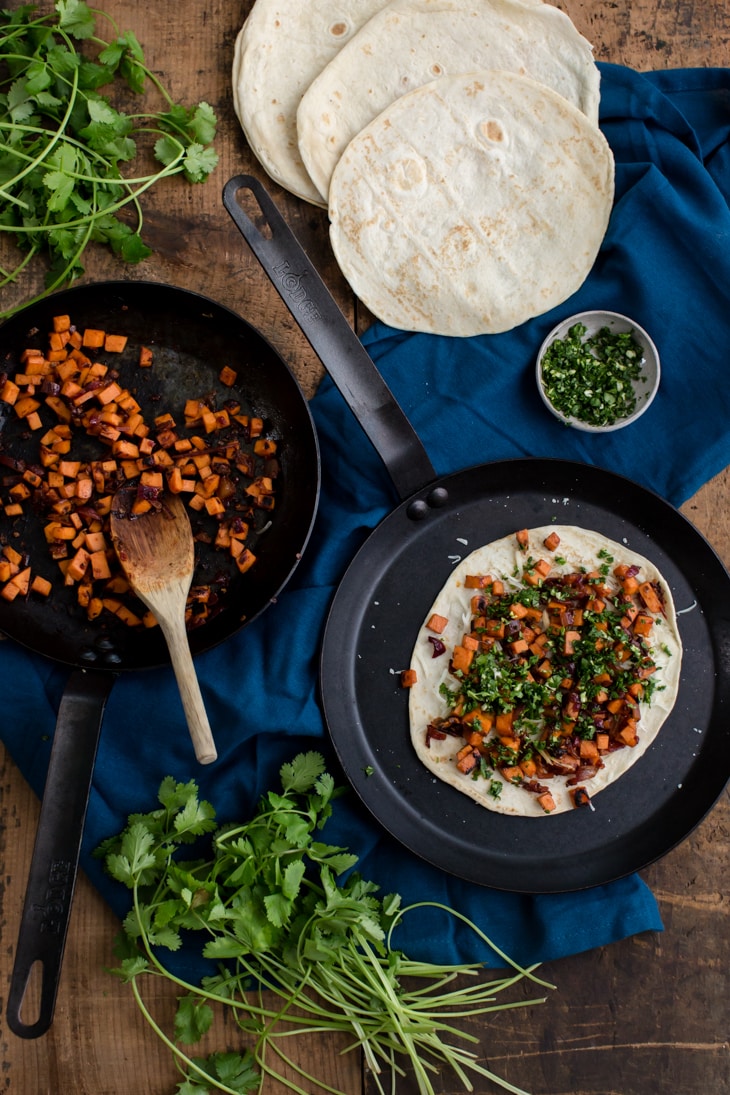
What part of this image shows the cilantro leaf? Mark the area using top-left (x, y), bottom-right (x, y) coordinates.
top-left (263, 891), bottom-right (292, 928)
top-left (279, 751), bottom-right (327, 793)
top-left (25, 60), bottom-right (53, 95)
top-left (182, 142), bottom-right (218, 183)
top-left (104, 821), bottom-right (159, 887)
top-left (118, 33), bottom-right (147, 94)
top-left (202, 936), bottom-right (250, 961)
top-left (158, 775), bottom-right (202, 811)
top-left (188, 101), bottom-right (217, 145)
top-left (106, 955), bottom-right (149, 983)
top-left (282, 858), bottom-right (306, 899)
top-left (153, 134), bottom-right (184, 168)
top-left (77, 58), bottom-right (115, 91)
top-left (109, 226), bottom-right (151, 263)
top-left (125, 903), bottom-right (182, 950)
top-left (174, 995), bottom-right (214, 1044)
top-left (177, 1051), bottom-right (259, 1095)
top-left (56, 0), bottom-right (96, 40)
top-left (43, 169), bottom-right (75, 211)
top-left (173, 793), bottom-right (217, 840)
top-left (99, 31), bottom-right (146, 92)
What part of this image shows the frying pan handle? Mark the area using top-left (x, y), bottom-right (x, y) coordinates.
top-left (6, 669), bottom-right (114, 1039)
top-left (223, 174), bottom-right (437, 503)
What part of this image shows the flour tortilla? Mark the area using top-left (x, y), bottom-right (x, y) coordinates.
top-left (408, 526), bottom-right (683, 817)
top-left (232, 0), bottom-right (388, 205)
top-left (297, 0), bottom-right (600, 202)
top-left (328, 70), bottom-right (614, 336)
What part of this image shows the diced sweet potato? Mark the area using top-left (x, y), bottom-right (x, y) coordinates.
top-left (426, 612), bottom-right (448, 634)
top-left (235, 548), bottom-right (257, 574)
top-left (537, 791), bottom-right (557, 813)
top-left (450, 645), bottom-right (474, 673)
top-left (219, 365), bottom-right (237, 387)
top-left (638, 581), bottom-right (663, 614)
top-left (82, 328), bottom-right (105, 348)
top-left (456, 747), bottom-right (480, 775)
top-left (104, 333), bottom-right (128, 353)
top-left (31, 574), bottom-right (53, 596)
top-left (579, 739), bottom-right (600, 762)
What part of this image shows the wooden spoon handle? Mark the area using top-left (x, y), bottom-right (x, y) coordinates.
top-left (159, 613), bottom-right (217, 765)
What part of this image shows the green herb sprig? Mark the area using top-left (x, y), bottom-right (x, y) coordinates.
top-left (540, 322), bottom-right (647, 427)
top-left (97, 753), bottom-right (553, 1095)
top-left (0, 0), bottom-right (219, 319)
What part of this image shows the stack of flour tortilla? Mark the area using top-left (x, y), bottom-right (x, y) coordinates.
top-left (232, 0), bottom-right (614, 336)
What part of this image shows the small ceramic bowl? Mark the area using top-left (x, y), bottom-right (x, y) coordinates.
top-left (536, 310), bottom-right (660, 433)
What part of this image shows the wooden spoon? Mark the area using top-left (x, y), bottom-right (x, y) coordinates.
top-left (109, 490), bottom-right (217, 764)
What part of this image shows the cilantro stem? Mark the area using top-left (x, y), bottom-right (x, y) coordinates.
top-left (389, 903), bottom-right (555, 991)
top-left (256, 1040), bottom-right (346, 1095)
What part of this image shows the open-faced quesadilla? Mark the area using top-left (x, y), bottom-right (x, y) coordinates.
top-left (408, 526), bottom-right (683, 816)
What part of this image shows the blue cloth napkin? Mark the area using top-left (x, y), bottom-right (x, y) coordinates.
top-left (3, 64), bottom-right (730, 979)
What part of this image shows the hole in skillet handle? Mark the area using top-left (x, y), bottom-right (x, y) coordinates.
top-left (222, 174), bottom-right (442, 510)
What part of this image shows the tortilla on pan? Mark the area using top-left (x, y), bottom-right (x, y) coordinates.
top-left (327, 69), bottom-right (614, 336)
top-left (408, 526), bottom-right (683, 817)
top-left (232, 0), bottom-right (388, 205)
top-left (297, 0), bottom-right (600, 202)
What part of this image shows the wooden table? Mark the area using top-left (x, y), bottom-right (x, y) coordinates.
top-left (1, 2), bottom-right (728, 1092)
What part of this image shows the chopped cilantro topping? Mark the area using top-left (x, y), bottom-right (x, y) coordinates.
top-left (427, 538), bottom-right (671, 808)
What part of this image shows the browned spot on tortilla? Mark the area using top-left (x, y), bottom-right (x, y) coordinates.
top-left (397, 158), bottom-right (426, 190)
top-left (481, 119), bottom-right (505, 142)
top-left (441, 224), bottom-right (474, 256)
top-left (329, 21), bottom-right (347, 37)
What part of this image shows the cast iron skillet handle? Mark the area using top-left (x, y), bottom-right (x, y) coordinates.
top-left (6, 669), bottom-right (114, 1038)
top-left (223, 174), bottom-right (439, 506)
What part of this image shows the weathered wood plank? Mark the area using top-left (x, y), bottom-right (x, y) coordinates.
top-left (1, 1), bottom-right (729, 1093)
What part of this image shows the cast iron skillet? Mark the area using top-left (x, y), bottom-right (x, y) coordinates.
top-left (0, 280), bottom-right (320, 1036)
top-left (224, 174), bottom-right (730, 894)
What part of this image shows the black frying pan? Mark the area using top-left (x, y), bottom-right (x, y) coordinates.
top-left (224, 175), bottom-right (730, 894)
top-left (1, 280), bottom-right (320, 1036)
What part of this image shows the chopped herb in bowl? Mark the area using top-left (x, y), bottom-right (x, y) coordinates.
top-left (536, 311), bottom-right (660, 432)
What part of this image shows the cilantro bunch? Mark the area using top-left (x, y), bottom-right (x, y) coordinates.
top-left (98, 752), bottom-right (553, 1095)
top-left (0, 0), bottom-right (219, 318)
